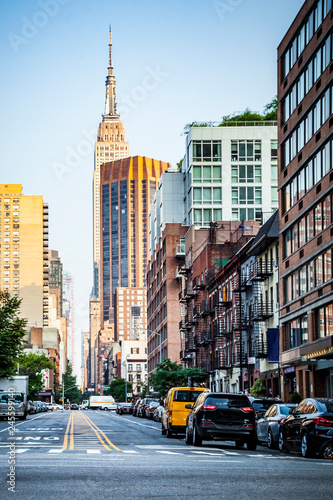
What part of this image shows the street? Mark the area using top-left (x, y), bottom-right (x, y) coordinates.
top-left (0, 410), bottom-right (332, 500)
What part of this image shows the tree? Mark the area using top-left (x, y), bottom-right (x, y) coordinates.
top-left (250, 378), bottom-right (266, 397)
top-left (0, 291), bottom-right (28, 378)
top-left (106, 378), bottom-right (133, 401)
top-left (148, 358), bottom-right (207, 398)
top-left (62, 364), bottom-right (81, 405)
top-left (291, 391), bottom-right (302, 404)
top-left (18, 352), bottom-right (55, 399)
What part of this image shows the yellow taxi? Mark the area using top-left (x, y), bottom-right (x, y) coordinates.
top-left (161, 387), bottom-right (208, 438)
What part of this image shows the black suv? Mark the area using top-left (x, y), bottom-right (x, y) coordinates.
top-left (279, 398), bottom-right (333, 457)
top-left (185, 392), bottom-right (257, 450)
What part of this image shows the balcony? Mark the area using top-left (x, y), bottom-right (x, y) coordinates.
top-left (250, 301), bottom-right (274, 321)
top-left (193, 276), bottom-right (205, 290)
top-left (185, 339), bottom-right (197, 353)
top-left (212, 323), bottom-right (228, 338)
top-left (193, 304), bottom-right (201, 318)
top-left (250, 338), bottom-right (268, 358)
top-left (197, 329), bottom-right (212, 345)
top-left (249, 260), bottom-right (273, 281)
top-left (200, 298), bottom-right (214, 316)
top-left (184, 313), bottom-right (196, 326)
top-left (175, 243), bottom-right (185, 259)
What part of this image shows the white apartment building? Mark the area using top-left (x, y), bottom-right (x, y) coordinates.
top-left (183, 123), bottom-right (278, 226)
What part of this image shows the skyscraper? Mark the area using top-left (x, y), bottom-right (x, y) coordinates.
top-left (93, 29), bottom-right (129, 297)
top-left (0, 184), bottom-right (49, 328)
top-left (100, 156), bottom-right (170, 325)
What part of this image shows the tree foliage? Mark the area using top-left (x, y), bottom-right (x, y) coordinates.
top-left (148, 358), bottom-right (207, 398)
top-left (0, 291), bottom-right (28, 378)
top-left (106, 378), bottom-right (133, 402)
top-left (183, 97), bottom-right (277, 134)
top-left (18, 352), bottom-right (54, 399)
top-left (61, 363), bottom-right (81, 404)
top-left (250, 378), bottom-right (266, 397)
top-left (291, 391), bottom-right (302, 404)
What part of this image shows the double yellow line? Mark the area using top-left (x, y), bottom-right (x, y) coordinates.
top-left (62, 411), bottom-right (121, 451)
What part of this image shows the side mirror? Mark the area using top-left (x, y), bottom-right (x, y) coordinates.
top-left (185, 403), bottom-right (193, 409)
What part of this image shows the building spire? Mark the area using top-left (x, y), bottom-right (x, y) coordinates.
top-left (103, 26), bottom-right (119, 121)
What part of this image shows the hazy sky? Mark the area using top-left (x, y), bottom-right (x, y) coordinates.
top-left (0, 0), bottom-right (304, 350)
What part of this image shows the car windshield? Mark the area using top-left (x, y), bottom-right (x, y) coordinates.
top-left (0, 393), bottom-right (23, 403)
top-left (252, 401), bottom-right (276, 411)
top-left (173, 390), bottom-right (205, 403)
top-left (205, 396), bottom-right (249, 408)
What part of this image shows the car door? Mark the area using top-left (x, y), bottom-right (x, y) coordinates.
top-left (285, 400), bottom-right (307, 449)
top-left (258, 405), bottom-right (275, 443)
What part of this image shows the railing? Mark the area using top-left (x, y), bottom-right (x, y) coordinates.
top-left (250, 301), bottom-right (274, 321)
top-left (249, 260), bottom-right (274, 281)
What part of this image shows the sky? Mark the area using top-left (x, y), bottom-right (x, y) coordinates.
top-left (0, 0), bottom-right (305, 376)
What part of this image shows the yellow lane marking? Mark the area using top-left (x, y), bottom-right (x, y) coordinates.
top-left (62, 412), bottom-right (73, 450)
top-left (62, 411), bottom-right (121, 451)
top-left (83, 413), bottom-right (122, 451)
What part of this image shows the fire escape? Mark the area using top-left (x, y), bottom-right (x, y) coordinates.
top-left (248, 259), bottom-right (274, 359)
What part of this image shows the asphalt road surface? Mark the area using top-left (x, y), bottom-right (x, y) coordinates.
top-left (0, 410), bottom-right (332, 500)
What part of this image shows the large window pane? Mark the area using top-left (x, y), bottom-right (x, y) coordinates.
top-left (213, 187), bottom-right (222, 203)
top-left (193, 188), bottom-right (202, 205)
top-left (213, 165), bottom-right (221, 182)
top-left (203, 188), bottom-right (211, 204)
top-left (203, 166), bottom-right (211, 182)
top-left (193, 166), bottom-right (201, 182)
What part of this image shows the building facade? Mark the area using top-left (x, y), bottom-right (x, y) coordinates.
top-left (183, 124), bottom-right (278, 227)
top-left (93, 29), bottom-right (129, 298)
top-left (0, 184), bottom-right (49, 328)
top-left (278, 0), bottom-right (333, 399)
top-left (100, 156), bottom-right (170, 325)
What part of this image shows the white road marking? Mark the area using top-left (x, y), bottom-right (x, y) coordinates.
top-left (87, 450), bottom-right (101, 454)
top-left (122, 450), bottom-right (139, 453)
top-left (48, 449), bottom-right (63, 453)
top-left (156, 450), bottom-right (182, 455)
top-left (15, 449), bottom-right (29, 453)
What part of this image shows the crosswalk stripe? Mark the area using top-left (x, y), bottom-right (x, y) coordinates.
top-left (48, 449), bottom-right (63, 453)
top-left (156, 450), bottom-right (182, 455)
top-left (15, 449), bottom-right (29, 454)
top-left (87, 450), bottom-right (101, 454)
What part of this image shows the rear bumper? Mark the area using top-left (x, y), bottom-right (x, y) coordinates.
top-left (198, 425), bottom-right (256, 441)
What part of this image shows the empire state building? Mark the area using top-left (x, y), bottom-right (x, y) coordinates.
top-left (93, 29), bottom-right (129, 297)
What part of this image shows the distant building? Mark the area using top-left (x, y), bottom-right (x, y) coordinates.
top-left (100, 155), bottom-right (170, 326)
top-left (114, 287), bottom-right (147, 342)
top-left (63, 272), bottom-right (74, 364)
top-left (93, 29), bottom-right (129, 298)
top-left (0, 183), bottom-right (49, 328)
top-left (278, 0), bottom-right (333, 399)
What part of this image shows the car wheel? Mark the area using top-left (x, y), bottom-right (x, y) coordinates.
top-left (166, 425), bottom-right (173, 439)
top-left (301, 432), bottom-right (314, 458)
top-left (321, 442), bottom-right (333, 460)
top-left (279, 429), bottom-right (289, 454)
top-left (185, 424), bottom-right (193, 445)
top-left (235, 440), bottom-right (245, 449)
top-left (268, 429), bottom-right (276, 449)
top-left (193, 423), bottom-right (202, 447)
top-left (247, 437), bottom-right (257, 451)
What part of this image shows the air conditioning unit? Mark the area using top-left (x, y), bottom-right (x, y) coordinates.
top-left (273, 259), bottom-right (278, 268)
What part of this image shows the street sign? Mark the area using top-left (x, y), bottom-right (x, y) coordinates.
top-left (127, 393), bottom-right (133, 398)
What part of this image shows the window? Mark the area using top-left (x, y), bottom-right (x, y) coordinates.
top-left (231, 140), bottom-right (261, 161)
top-left (316, 303), bottom-right (333, 339)
top-left (193, 141), bottom-right (221, 162)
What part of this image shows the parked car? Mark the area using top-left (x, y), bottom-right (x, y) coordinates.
top-left (257, 403), bottom-right (296, 448)
top-left (162, 387), bottom-right (209, 437)
top-left (46, 403), bottom-right (53, 411)
top-left (27, 401), bottom-right (37, 415)
top-left (70, 403), bottom-right (79, 410)
top-left (138, 398), bottom-right (159, 418)
top-left (250, 398), bottom-right (283, 419)
top-left (117, 402), bottom-right (133, 415)
top-left (132, 399), bottom-right (141, 417)
top-left (279, 398), bottom-right (333, 457)
top-left (153, 404), bottom-right (164, 422)
top-left (185, 392), bottom-right (257, 450)
top-left (145, 401), bottom-right (160, 419)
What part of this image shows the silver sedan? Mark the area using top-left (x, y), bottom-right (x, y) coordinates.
top-left (257, 403), bottom-right (296, 449)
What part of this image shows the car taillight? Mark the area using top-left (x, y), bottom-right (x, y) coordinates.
top-left (241, 407), bottom-right (255, 412)
top-left (202, 422), bottom-right (213, 426)
top-left (314, 417), bottom-right (333, 427)
top-left (277, 418), bottom-right (284, 424)
top-left (168, 410), bottom-right (172, 420)
top-left (202, 405), bottom-right (217, 410)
